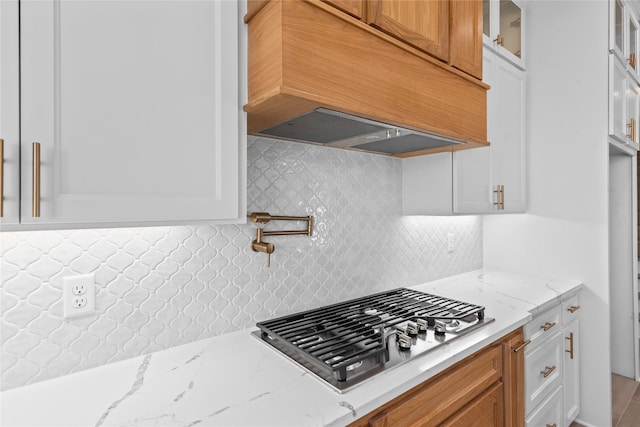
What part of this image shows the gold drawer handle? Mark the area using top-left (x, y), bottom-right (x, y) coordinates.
top-left (32, 142), bottom-right (41, 217)
top-left (541, 321), bottom-right (556, 332)
top-left (511, 339), bottom-right (531, 353)
top-left (546, 424), bottom-right (557, 427)
top-left (565, 332), bottom-right (574, 360)
top-left (567, 305), bottom-right (580, 313)
top-left (541, 365), bottom-right (556, 378)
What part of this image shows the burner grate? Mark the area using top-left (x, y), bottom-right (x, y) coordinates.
top-left (256, 288), bottom-right (486, 383)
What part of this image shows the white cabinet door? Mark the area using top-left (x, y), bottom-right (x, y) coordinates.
top-left (491, 56), bottom-right (526, 212)
top-left (627, 79), bottom-right (640, 149)
top-left (610, 54), bottom-right (629, 144)
top-left (0, 0), bottom-right (20, 226)
top-left (20, 0), bottom-right (242, 226)
top-left (454, 48), bottom-right (525, 214)
top-left (611, 0), bottom-right (626, 61)
top-left (563, 319), bottom-right (580, 427)
top-left (482, 0), bottom-right (525, 69)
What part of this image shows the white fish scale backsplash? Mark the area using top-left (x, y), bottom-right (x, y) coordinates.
top-left (0, 137), bottom-right (482, 391)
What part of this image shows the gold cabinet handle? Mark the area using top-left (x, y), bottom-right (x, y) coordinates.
top-left (493, 35), bottom-right (504, 46)
top-left (567, 305), bottom-right (580, 313)
top-left (511, 339), bottom-right (531, 353)
top-left (565, 332), bottom-right (574, 360)
top-left (0, 138), bottom-right (4, 217)
top-left (629, 53), bottom-right (637, 70)
top-left (32, 142), bottom-right (40, 218)
top-left (628, 118), bottom-right (636, 142)
top-left (540, 365), bottom-right (556, 378)
top-left (546, 424), bottom-right (557, 427)
top-left (541, 321), bottom-right (556, 332)
top-left (493, 185), bottom-right (504, 210)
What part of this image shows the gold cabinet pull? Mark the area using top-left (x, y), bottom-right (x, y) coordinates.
top-left (546, 424), bottom-right (557, 427)
top-left (511, 339), bottom-right (531, 353)
top-left (493, 35), bottom-right (504, 46)
top-left (0, 138), bottom-right (4, 217)
top-left (32, 142), bottom-right (41, 218)
top-left (628, 118), bottom-right (636, 142)
top-left (567, 305), bottom-right (580, 313)
top-left (629, 53), bottom-right (637, 70)
top-left (540, 365), bottom-right (556, 378)
top-left (565, 332), bottom-right (574, 360)
top-left (541, 321), bottom-right (556, 332)
top-left (493, 185), bottom-right (504, 210)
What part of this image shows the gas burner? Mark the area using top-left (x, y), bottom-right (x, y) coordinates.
top-left (254, 288), bottom-right (494, 392)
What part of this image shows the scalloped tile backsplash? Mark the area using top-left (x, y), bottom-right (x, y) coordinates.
top-left (0, 137), bottom-right (482, 391)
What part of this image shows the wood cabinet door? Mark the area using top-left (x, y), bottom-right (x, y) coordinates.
top-left (450, 0), bottom-right (483, 79)
top-left (367, 0), bottom-right (450, 61)
top-left (441, 382), bottom-right (504, 427)
top-left (20, 0), bottom-right (242, 226)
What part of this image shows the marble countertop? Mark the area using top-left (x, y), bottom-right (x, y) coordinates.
top-left (0, 269), bottom-right (582, 427)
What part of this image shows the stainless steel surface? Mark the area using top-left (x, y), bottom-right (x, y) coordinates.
top-left (255, 108), bottom-right (464, 156)
top-left (253, 288), bottom-right (494, 393)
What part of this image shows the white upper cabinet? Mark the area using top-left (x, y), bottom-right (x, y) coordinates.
top-left (483, 0), bottom-right (525, 69)
top-left (609, 0), bottom-right (640, 154)
top-left (0, 0), bottom-right (20, 225)
top-left (454, 48), bottom-right (526, 214)
top-left (3, 0), bottom-right (244, 229)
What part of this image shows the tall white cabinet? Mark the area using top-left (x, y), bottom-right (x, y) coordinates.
top-left (1, 0), bottom-right (245, 229)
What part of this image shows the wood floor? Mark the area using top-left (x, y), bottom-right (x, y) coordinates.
top-left (570, 373), bottom-right (640, 427)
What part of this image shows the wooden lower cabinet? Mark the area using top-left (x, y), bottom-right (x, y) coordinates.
top-left (348, 328), bottom-right (524, 427)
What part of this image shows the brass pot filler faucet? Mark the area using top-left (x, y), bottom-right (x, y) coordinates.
top-left (248, 212), bottom-right (314, 267)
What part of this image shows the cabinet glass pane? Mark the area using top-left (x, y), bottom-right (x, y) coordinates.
top-left (616, 0), bottom-right (624, 53)
top-left (483, 0), bottom-right (490, 37)
top-left (499, 0), bottom-right (521, 58)
top-left (630, 18), bottom-right (638, 69)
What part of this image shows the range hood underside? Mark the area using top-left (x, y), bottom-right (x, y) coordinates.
top-left (245, 0), bottom-right (489, 158)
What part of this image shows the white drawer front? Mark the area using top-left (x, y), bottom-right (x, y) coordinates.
top-left (525, 385), bottom-right (563, 427)
top-left (525, 332), bottom-right (563, 414)
top-left (561, 294), bottom-right (581, 325)
top-left (525, 304), bottom-right (562, 350)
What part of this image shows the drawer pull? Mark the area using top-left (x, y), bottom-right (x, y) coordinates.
top-left (540, 365), bottom-right (556, 378)
top-left (567, 305), bottom-right (580, 313)
top-left (546, 424), bottom-right (557, 427)
top-left (541, 321), bottom-right (557, 332)
top-left (511, 339), bottom-right (531, 353)
top-left (32, 142), bottom-right (41, 218)
top-left (565, 332), bottom-right (574, 360)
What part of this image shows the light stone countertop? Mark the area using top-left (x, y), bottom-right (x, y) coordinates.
top-left (0, 269), bottom-right (582, 427)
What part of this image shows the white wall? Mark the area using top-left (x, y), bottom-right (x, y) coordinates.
top-left (483, 1), bottom-right (611, 426)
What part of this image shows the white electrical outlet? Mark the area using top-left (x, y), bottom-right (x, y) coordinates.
top-left (447, 233), bottom-right (456, 253)
top-left (63, 274), bottom-right (96, 318)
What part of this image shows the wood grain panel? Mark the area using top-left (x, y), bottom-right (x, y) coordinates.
top-left (450, 0), bottom-right (483, 79)
top-left (245, 0), bottom-right (488, 156)
top-left (503, 328), bottom-right (525, 427)
top-left (322, 0), bottom-right (364, 19)
top-left (367, 0), bottom-right (450, 61)
top-left (441, 382), bottom-right (504, 427)
top-left (364, 345), bottom-right (502, 426)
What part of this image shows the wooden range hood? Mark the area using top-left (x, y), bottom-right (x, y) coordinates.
top-left (244, 0), bottom-right (489, 158)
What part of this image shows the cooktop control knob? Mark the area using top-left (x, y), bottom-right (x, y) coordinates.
top-left (416, 318), bottom-right (428, 333)
top-left (397, 332), bottom-right (412, 351)
top-left (406, 321), bottom-right (419, 336)
top-left (434, 320), bottom-right (446, 336)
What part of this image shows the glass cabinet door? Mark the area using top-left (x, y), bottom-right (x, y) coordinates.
top-left (611, 0), bottom-right (625, 59)
top-left (629, 12), bottom-right (639, 76)
top-left (499, 0), bottom-right (522, 59)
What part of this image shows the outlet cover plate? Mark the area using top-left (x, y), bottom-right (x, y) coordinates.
top-left (63, 274), bottom-right (96, 318)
